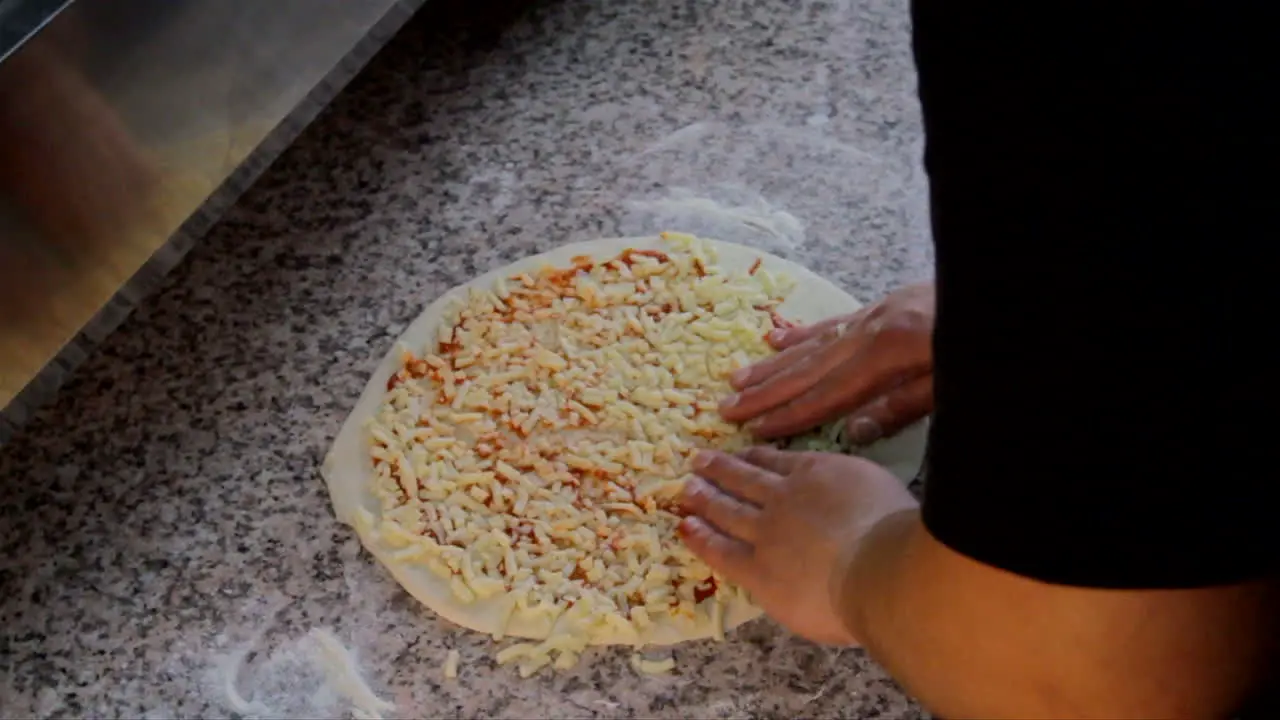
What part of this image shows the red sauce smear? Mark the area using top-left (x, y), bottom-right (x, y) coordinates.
top-left (618, 248), bottom-right (670, 266)
top-left (545, 255), bottom-right (597, 287)
top-left (694, 577), bottom-right (719, 604)
top-left (434, 316), bottom-right (471, 357)
top-left (756, 305), bottom-right (796, 330)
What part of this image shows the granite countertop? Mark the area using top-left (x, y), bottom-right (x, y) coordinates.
top-left (0, 0), bottom-right (933, 716)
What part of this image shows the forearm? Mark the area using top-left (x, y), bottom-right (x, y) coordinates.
top-left (840, 510), bottom-right (1276, 719)
top-left (841, 510), bottom-right (1080, 719)
top-left (841, 509), bottom-right (1001, 716)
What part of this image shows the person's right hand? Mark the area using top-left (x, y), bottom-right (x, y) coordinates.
top-left (679, 447), bottom-right (919, 646)
top-left (720, 282), bottom-right (935, 443)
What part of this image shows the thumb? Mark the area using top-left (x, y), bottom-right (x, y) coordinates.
top-left (843, 374), bottom-right (934, 446)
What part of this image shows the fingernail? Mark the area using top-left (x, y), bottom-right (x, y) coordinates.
top-left (677, 516), bottom-right (700, 539)
top-left (729, 368), bottom-right (750, 387)
top-left (848, 417), bottom-right (883, 446)
top-left (769, 329), bottom-right (787, 345)
top-left (691, 451), bottom-right (713, 471)
top-left (745, 417), bottom-right (764, 434)
top-left (720, 393), bottom-right (741, 410)
top-left (681, 476), bottom-right (704, 498)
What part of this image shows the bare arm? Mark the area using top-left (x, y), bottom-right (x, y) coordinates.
top-left (844, 511), bottom-right (1276, 719)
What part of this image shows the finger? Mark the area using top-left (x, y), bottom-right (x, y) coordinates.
top-left (691, 450), bottom-right (779, 505)
top-left (737, 445), bottom-right (808, 475)
top-left (720, 334), bottom-right (856, 423)
top-left (768, 307), bottom-right (869, 350)
top-left (679, 476), bottom-right (762, 542)
top-left (844, 374), bottom-right (934, 446)
top-left (677, 516), bottom-right (754, 586)
top-left (746, 367), bottom-right (912, 440)
top-left (727, 336), bottom-right (818, 392)
top-left (766, 314), bottom-right (842, 349)
top-left (731, 309), bottom-right (869, 392)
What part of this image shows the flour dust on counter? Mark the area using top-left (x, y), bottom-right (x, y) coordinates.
top-left (322, 232), bottom-right (927, 681)
top-left (623, 183), bottom-right (806, 256)
top-left (205, 620), bottom-right (395, 719)
top-left (612, 119), bottom-right (933, 300)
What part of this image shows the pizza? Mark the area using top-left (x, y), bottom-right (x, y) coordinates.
top-left (322, 233), bottom-right (924, 677)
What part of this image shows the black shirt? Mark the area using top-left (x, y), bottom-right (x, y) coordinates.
top-left (913, 4), bottom-right (1274, 589)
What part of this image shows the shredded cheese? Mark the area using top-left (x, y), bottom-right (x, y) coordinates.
top-left (630, 652), bottom-right (677, 675)
top-left (366, 234), bottom-right (800, 673)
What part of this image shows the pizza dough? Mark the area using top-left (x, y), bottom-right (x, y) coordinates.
top-left (321, 234), bottom-right (927, 654)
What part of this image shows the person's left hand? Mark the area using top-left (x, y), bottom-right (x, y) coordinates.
top-left (719, 283), bottom-right (935, 443)
top-left (678, 447), bottom-right (918, 646)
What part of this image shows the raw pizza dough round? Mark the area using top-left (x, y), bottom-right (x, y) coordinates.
top-left (322, 235), bottom-right (928, 646)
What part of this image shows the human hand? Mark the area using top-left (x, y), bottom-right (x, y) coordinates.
top-left (719, 283), bottom-right (935, 443)
top-left (678, 447), bottom-right (918, 646)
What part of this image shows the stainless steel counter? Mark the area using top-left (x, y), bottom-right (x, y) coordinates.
top-left (0, 0), bottom-right (426, 439)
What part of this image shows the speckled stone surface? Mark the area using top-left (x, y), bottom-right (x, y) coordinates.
top-left (0, 0), bottom-right (933, 717)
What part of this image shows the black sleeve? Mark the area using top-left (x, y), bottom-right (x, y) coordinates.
top-left (913, 3), bottom-right (1275, 588)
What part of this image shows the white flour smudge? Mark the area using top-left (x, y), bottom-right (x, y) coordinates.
top-left (624, 186), bottom-right (806, 250)
top-left (208, 626), bottom-right (394, 720)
